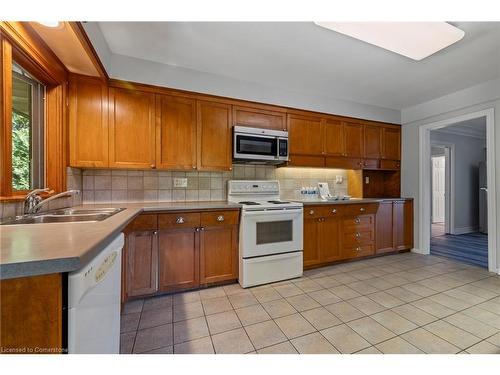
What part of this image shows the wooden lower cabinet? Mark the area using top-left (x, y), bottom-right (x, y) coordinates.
top-left (122, 210), bottom-right (239, 301)
top-left (375, 199), bottom-right (414, 254)
top-left (319, 216), bottom-right (343, 262)
top-left (158, 228), bottom-right (200, 292)
top-left (303, 216), bottom-right (321, 267)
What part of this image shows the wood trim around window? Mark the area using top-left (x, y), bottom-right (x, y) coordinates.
top-left (0, 35), bottom-right (13, 197)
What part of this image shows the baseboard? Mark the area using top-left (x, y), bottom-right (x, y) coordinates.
top-left (411, 248), bottom-right (427, 255)
top-left (453, 226), bottom-right (479, 235)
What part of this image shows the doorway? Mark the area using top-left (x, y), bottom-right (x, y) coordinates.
top-left (418, 109), bottom-right (496, 272)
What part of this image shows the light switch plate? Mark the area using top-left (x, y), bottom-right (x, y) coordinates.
top-left (173, 178), bottom-right (188, 188)
top-left (365, 177), bottom-right (370, 184)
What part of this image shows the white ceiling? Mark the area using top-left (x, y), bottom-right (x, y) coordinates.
top-left (93, 22), bottom-right (500, 110)
top-left (434, 116), bottom-right (487, 139)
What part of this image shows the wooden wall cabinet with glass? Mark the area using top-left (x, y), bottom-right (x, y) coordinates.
top-left (122, 210), bottom-right (239, 302)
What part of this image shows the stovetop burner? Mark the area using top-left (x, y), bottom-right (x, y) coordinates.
top-left (238, 201), bottom-right (261, 205)
top-left (268, 200), bottom-right (290, 204)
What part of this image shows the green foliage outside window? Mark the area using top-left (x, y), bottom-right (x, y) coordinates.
top-left (12, 111), bottom-right (31, 191)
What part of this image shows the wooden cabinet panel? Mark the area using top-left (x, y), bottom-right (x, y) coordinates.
top-left (109, 87), bottom-right (156, 169)
top-left (376, 201), bottom-right (394, 254)
top-left (394, 200), bottom-right (413, 250)
top-left (69, 75), bottom-right (108, 168)
top-left (323, 118), bottom-right (344, 156)
top-left (0, 274), bottom-right (62, 353)
top-left (303, 217), bottom-right (321, 267)
top-left (158, 229), bottom-right (200, 292)
top-left (289, 155), bottom-right (325, 167)
top-left (344, 122), bottom-right (364, 158)
top-left (362, 158), bottom-right (380, 169)
top-left (363, 125), bottom-right (382, 159)
top-left (288, 114), bottom-right (323, 155)
top-left (200, 226), bottom-right (238, 284)
top-left (126, 230), bottom-right (158, 297)
top-left (380, 159), bottom-right (401, 170)
top-left (156, 95), bottom-right (197, 170)
top-left (200, 210), bottom-right (239, 227)
top-left (197, 100), bottom-right (232, 171)
top-left (126, 214), bottom-right (158, 232)
top-left (158, 212), bottom-right (201, 230)
top-left (382, 127), bottom-right (401, 160)
top-left (326, 156), bottom-right (362, 169)
top-left (319, 216), bottom-right (343, 262)
top-left (233, 105), bottom-right (286, 131)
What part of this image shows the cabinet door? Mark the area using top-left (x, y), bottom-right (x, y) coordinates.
top-left (109, 87), bottom-right (156, 169)
top-left (156, 95), bottom-right (197, 170)
top-left (393, 200), bottom-right (413, 250)
top-left (197, 100), bottom-right (232, 171)
top-left (344, 121), bottom-right (364, 158)
top-left (200, 226), bottom-right (238, 284)
top-left (323, 118), bottom-right (344, 156)
top-left (288, 114), bottom-right (323, 156)
top-left (364, 124), bottom-right (382, 159)
top-left (303, 217), bottom-right (321, 267)
top-left (126, 231), bottom-right (158, 297)
top-left (158, 229), bottom-right (200, 292)
top-left (233, 105), bottom-right (286, 131)
top-left (376, 201), bottom-right (394, 254)
top-left (319, 217), bottom-right (343, 262)
top-left (382, 127), bottom-right (401, 160)
top-left (69, 75), bottom-right (108, 168)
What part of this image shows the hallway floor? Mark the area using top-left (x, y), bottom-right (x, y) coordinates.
top-left (430, 232), bottom-right (488, 268)
top-left (120, 252), bottom-right (500, 354)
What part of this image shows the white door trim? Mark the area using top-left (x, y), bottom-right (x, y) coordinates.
top-left (418, 108), bottom-right (497, 273)
top-left (430, 143), bottom-right (455, 234)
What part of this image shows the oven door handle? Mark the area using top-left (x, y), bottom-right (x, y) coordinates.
top-left (242, 208), bottom-right (303, 216)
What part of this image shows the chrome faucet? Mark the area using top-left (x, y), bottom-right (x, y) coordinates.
top-left (24, 189), bottom-right (80, 215)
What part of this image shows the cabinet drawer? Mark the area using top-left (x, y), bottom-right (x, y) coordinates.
top-left (325, 156), bottom-right (363, 169)
top-left (128, 214), bottom-right (158, 231)
top-left (158, 212), bottom-right (201, 229)
top-left (201, 210), bottom-right (240, 227)
top-left (288, 155), bottom-right (325, 168)
top-left (304, 206), bottom-right (325, 219)
top-left (342, 204), bottom-right (378, 216)
top-left (342, 215), bottom-right (374, 230)
top-left (344, 244), bottom-right (375, 258)
top-left (343, 229), bottom-right (375, 246)
top-left (380, 159), bottom-right (401, 170)
top-left (362, 159), bottom-right (379, 169)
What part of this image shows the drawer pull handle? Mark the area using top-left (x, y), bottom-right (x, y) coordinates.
top-left (355, 217), bottom-right (361, 224)
top-left (360, 207), bottom-right (365, 212)
top-left (355, 232), bottom-right (361, 238)
top-left (356, 247), bottom-right (361, 252)
top-left (309, 210), bottom-right (315, 215)
top-left (176, 217), bottom-right (185, 224)
top-left (332, 208), bottom-right (337, 214)
top-left (217, 215), bottom-right (225, 222)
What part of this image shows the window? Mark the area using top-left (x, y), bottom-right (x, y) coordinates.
top-left (11, 63), bottom-right (45, 191)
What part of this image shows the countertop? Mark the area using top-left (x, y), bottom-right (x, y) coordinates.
top-left (0, 201), bottom-right (241, 280)
top-left (294, 197), bottom-right (413, 205)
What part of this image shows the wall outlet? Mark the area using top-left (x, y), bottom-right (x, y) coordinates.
top-left (365, 176), bottom-right (370, 184)
top-left (173, 178), bottom-right (188, 188)
top-left (335, 175), bottom-right (343, 184)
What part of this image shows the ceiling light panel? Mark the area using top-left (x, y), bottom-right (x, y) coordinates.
top-left (314, 22), bottom-right (465, 60)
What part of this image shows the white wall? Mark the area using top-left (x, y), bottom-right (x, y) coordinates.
top-left (83, 23), bottom-right (401, 124)
top-left (431, 132), bottom-right (486, 232)
top-left (401, 78), bottom-right (500, 272)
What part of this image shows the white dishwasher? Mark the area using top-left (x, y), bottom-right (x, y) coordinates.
top-left (68, 233), bottom-right (124, 354)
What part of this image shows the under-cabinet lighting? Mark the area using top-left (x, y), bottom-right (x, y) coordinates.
top-left (37, 21), bottom-right (62, 28)
top-left (314, 22), bottom-right (465, 61)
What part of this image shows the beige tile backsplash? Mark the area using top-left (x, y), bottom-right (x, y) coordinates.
top-left (0, 164), bottom-right (349, 219)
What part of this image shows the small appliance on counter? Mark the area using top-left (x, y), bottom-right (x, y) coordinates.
top-left (317, 182), bottom-right (351, 201)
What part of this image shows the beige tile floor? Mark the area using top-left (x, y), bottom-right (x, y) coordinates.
top-left (120, 252), bottom-right (500, 354)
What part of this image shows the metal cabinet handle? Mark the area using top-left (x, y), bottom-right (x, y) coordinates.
top-left (356, 247), bottom-right (361, 252)
top-left (217, 215), bottom-right (225, 222)
top-left (355, 217), bottom-right (361, 224)
top-left (332, 208), bottom-right (337, 214)
top-left (355, 232), bottom-right (361, 238)
top-left (360, 207), bottom-right (365, 212)
top-left (200, 227), bottom-right (205, 231)
top-left (176, 217), bottom-right (185, 224)
top-left (309, 210), bottom-right (315, 215)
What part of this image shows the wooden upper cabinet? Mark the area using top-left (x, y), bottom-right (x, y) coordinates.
top-left (382, 126), bottom-right (401, 160)
top-left (233, 105), bottom-right (286, 131)
top-left (156, 95), bottom-right (197, 170)
top-left (108, 87), bottom-right (156, 169)
top-left (69, 75), bottom-right (109, 168)
top-left (288, 114), bottom-right (323, 156)
top-left (197, 100), bottom-right (232, 171)
top-left (363, 124), bottom-right (382, 159)
top-left (323, 118), bottom-right (345, 156)
top-left (343, 121), bottom-right (364, 158)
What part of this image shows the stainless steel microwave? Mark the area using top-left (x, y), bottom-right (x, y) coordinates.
top-left (233, 126), bottom-right (289, 164)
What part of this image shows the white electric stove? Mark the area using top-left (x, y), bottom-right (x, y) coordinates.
top-left (228, 180), bottom-right (303, 288)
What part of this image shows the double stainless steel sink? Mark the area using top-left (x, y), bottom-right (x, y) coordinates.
top-left (1, 207), bottom-right (125, 225)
